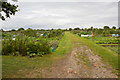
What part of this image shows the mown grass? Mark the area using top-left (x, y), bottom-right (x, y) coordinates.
top-left (2, 32), bottom-right (73, 78)
top-left (53, 31), bottom-right (72, 57)
top-left (105, 46), bottom-right (118, 53)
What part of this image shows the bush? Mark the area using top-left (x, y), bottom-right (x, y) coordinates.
top-left (2, 36), bottom-right (51, 56)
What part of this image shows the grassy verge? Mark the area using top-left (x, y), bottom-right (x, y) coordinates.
top-left (2, 32), bottom-right (73, 78)
top-left (105, 47), bottom-right (118, 53)
top-left (53, 32), bottom-right (72, 57)
top-left (2, 55), bottom-right (54, 78)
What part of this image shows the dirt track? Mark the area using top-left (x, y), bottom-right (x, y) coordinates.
top-left (43, 43), bottom-right (117, 78)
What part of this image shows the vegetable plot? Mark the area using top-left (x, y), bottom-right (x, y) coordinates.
top-left (87, 37), bottom-right (119, 44)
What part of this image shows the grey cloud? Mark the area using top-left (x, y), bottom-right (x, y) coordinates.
top-left (1, 2), bottom-right (118, 30)
top-left (18, 0), bottom-right (119, 2)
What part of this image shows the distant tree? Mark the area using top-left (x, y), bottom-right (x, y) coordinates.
top-left (36, 29), bottom-right (40, 31)
top-left (90, 26), bottom-right (93, 30)
top-left (11, 29), bottom-right (16, 31)
top-left (41, 29), bottom-right (45, 31)
top-left (24, 29), bottom-right (37, 37)
top-left (27, 28), bottom-right (31, 30)
top-left (65, 29), bottom-right (67, 31)
top-left (118, 27), bottom-right (120, 29)
top-left (0, 0), bottom-right (19, 21)
top-left (101, 31), bottom-right (106, 37)
top-left (92, 28), bottom-right (97, 33)
top-left (69, 28), bottom-right (72, 31)
top-left (74, 27), bottom-right (80, 30)
top-left (51, 28), bottom-right (54, 30)
top-left (109, 29), bottom-right (116, 34)
top-left (18, 28), bottom-right (24, 31)
top-left (58, 29), bottom-right (62, 30)
top-left (104, 26), bottom-right (109, 29)
top-left (1, 29), bottom-right (4, 32)
top-left (87, 28), bottom-right (92, 31)
top-left (112, 26), bottom-right (116, 29)
top-left (84, 28), bottom-right (87, 31)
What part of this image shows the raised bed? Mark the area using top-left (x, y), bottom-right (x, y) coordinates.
top-left (98, 44), bottom-right (119, 47)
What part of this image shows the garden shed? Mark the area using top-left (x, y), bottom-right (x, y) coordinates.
top-left (81, 34), bottom-right (92, 37)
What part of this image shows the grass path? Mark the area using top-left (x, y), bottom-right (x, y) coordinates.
top-left (2, 32), bottom-right (118, 78)
top-left (42, 32), bottom-right (118, 78)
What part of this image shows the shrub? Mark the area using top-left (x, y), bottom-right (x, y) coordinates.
top-left (48, 30), bottom-right (63, 38)
top-left (2, 36), bottom-right (51, 56)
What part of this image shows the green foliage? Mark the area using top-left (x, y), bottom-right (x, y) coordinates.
top-left (48, 30), bottom-right (63, 38)
top-left (11, 29), bottom-right (16, 31)
top-left (80, 31), bottom-right (91, 35)
top-left (74, 27), bottom-right (80, 30)
top-left (22, 29), bottom-right (37, 37)
top-left (71, 30), bottom-right (81, 34)
top-left (89, 37), bottom-right (119, 44)
top-left (2, 29), bottom-right (64, 57)
top-left (18, 28), bottom-right (24, 31)
top-left (2, 36), bottom-right (51, 56)
top-left (104, 26), bottom-right (110, 29)
top-left (106, 46), bottom-right (118, 53)
top-left (112, 26), bottom-right (116, 29)
top-left (71, 26), bottom-right (119, 37)
top-left (69, 28), bottom-right (72, 31)
top-left (72, 31), bottom-right (91, 35)
top-left (1, 1), bottom-right (18, 20)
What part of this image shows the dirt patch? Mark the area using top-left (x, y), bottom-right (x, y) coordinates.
top-left (45, 45), bottom-right (117, 78)
top-left (26, 43), bottom-right (118, 78)
top-left (74, 46), bottom-right (117, 78)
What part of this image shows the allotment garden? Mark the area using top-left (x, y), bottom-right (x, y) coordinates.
top-left (2, 29), bottom-right (64, 57)
top-left (71, 26), bottom-right (119, 53)
top-left (1, 26), bottom-right (119, 78)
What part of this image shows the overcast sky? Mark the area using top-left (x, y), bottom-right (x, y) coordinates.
top-left (1, 0), bottom-right (119, 30)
